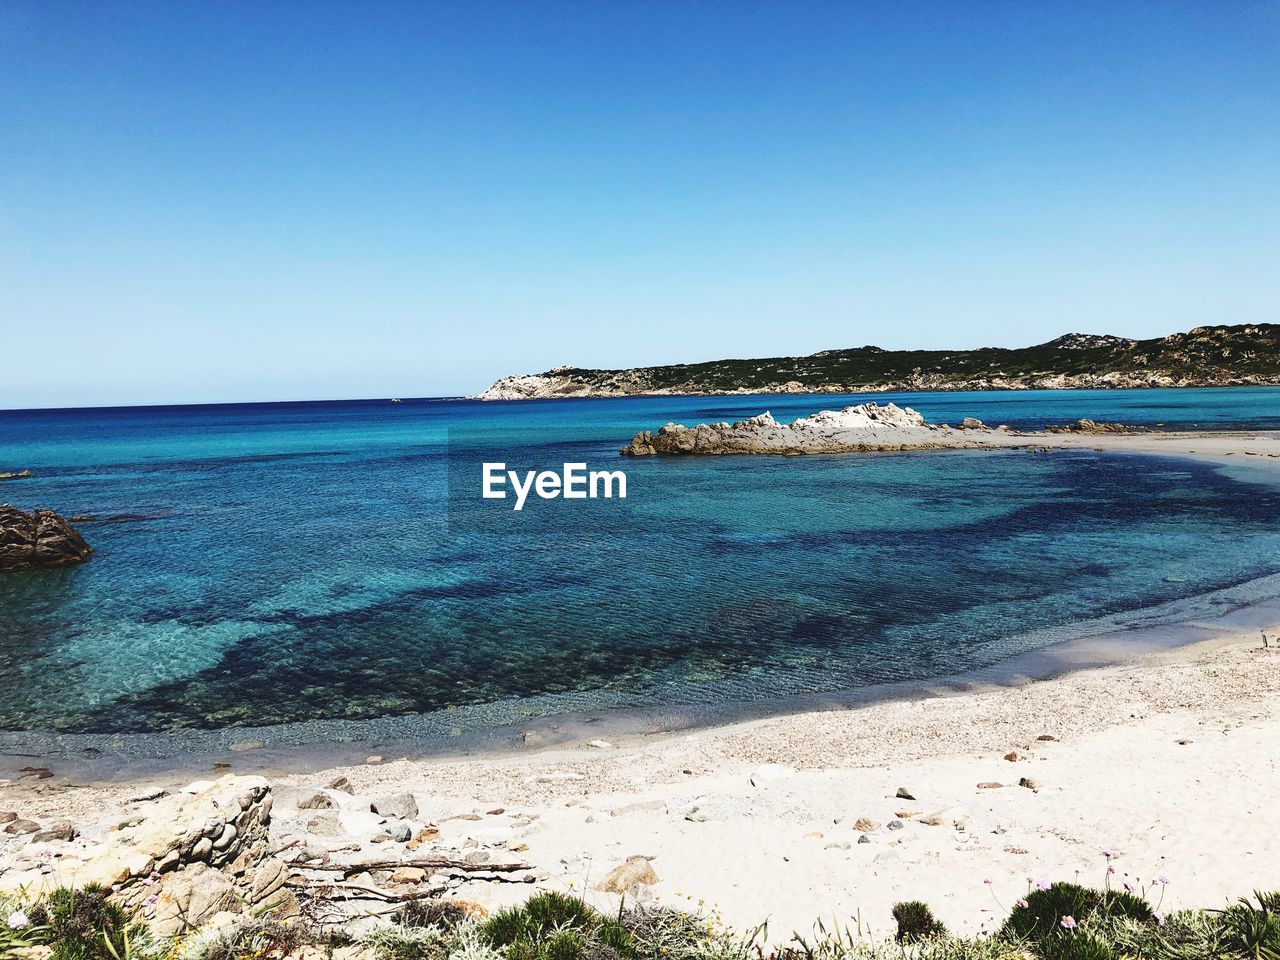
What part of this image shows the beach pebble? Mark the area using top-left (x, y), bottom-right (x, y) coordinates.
top-left (1004, 751), bottom-right (1019, 761)
top-left (389, 822), bottom-right (412, 843)
top-left (978, 782), bottom-right (1004, 789)
top-left (1018, 777), bottom-right (1039, 790)
top-left (588, 739), bottom-right (615, 749)
top-left (750, 764), bottom-right (795, 786)
top-left (895, 787), bottom-right (916, 800)
top-left (853, 817), bottom-right (879, 833)
top-left (857, 835), bottom-right (872, 844)
top-left (0, 812), bottom-right (16, 824)
top-left (31, 821), bottom-right (75, 843)
top-left (598, 855), bottom-right (658, 894)
top-left (4, 820), bottom-right (40, 835)
top-left (365, 755), bottom-right (383, 765)
top-left (327, 776), bottom-right (355, 794)
top-left (370, 793), bottom-right (418, 820)
top-left (1036, 734), bottom-right (1058, 742)
top-left (389, 867), bottom-right (425, 884)
top-left (887, 820), bottom-right (905, 831)
top-left (297, 790), bottom-right (336, 810)
top-left (684, 807), bottom-right (710, 822)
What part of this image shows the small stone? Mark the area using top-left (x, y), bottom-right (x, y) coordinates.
top-left (487, 807), bottom-right (506, 815)
top-left (389, 822), bottom-right (412, 843)
top-left (1018, 777), bottom-right (1038, 790)
top-left (0, 812), bottom-right (16, 824)
top-left (1036, 734), bottom-right (1057, 742)
top-left (191, 837), bottom-right (213, 859)
top-left (212, 823), bottom-right (237, 850)
top-left (978, 782), bottom-right (1004, 789)
top-left (750, 764), bottom-right (795, 786)
top-left (1004, 751), bottom-right (1019, 762)
top-left (588, 739), bottom-right (615, 749)
top-left (598, 855), bottom-right (658, 894)
top-left (826, 841), bottom-right (851, 850)
top-left (297, 791), bottom-right (335, 811)
top-left (18, 767), bottom-right (53, 780)
top-left (895, 787), bottom-right (916, 800)
top-left (684, 807), bottom-right (710, 823)
top-left (371, 793), bottom-right (418, 820)
top-left (30, 821), bottom-right (74, 843)
top-left (853, 817), bottom-right (879, 833)
top-left (1177, 739), bottom-right (1193, 746)
top-left (212, 761), bottom-right (232, 772)
top-left (389, 866), bottom-right (426, 884)
top-left (405, 826), bottom-right (440, 850)
top-left (327, 776), bottom-right (355, 794)
top-left (229, 741), bottom-right (265, 752)
top-left (365, 755), bottom-right (384, 765)
top-left (886, 820), bottom-right (905, 831)
top-left (895, 811), bottom-right (917, 819)
top-left (369, 832), bottom-right (391, 844)
top-left (4, 819), bottom-right (39, 835)
top-left (856, 835), bottom-right (871, 845)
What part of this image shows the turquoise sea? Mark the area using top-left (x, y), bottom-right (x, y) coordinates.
top-left (2, 387), bottom-right (1280, 757)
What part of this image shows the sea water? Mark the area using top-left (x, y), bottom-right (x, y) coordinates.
top-left (1, 387), bottom-right (1279, 747)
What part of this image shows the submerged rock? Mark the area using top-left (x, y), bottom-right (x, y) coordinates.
top-left (0, 504), bottom-right (93, 572)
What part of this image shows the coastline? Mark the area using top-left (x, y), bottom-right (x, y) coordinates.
top-left (3, 430), bottom-right (1280, 782)
top-left (4, 431), bottom-right (1280, 938)
top-left (5, 608), bottom-right (1280, 937)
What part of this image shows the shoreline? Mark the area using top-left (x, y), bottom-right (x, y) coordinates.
top-left (3, 432), bottom-right (1280, 784)
top-left (5, 615), bottom-right (1279, 937)
top-left (4, 562), bottom-right (1280, 785)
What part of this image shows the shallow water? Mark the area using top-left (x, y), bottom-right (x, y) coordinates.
top-left (1, 386), bottom-right (1279, 739)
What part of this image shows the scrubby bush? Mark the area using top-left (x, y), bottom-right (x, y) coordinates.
top-left (891, 902), bottom-right (947, 943)
top-left (27, 884), bottom-right (149, 960)
top-left (1218, 892), bottom-right (1280, 958)
top-left (1001, 883), bottom-right (1102, 946)
top-left (481, 892), bottom-right (634, 960)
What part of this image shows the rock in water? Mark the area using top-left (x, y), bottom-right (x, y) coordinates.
top-left (0, 504), bottom-right (93, 572)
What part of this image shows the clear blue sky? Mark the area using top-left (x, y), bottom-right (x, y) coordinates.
top-left (2, 2), bottom-right (1277, 407)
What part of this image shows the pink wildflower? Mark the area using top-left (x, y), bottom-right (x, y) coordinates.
top-left (1061, 916), bottom-right (1077, 930)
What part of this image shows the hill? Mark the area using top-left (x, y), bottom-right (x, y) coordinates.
top-left (477, 324), bottom-right (1280, 399)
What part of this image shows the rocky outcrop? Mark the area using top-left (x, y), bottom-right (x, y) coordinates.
top-left (1045, 418), bottom-right (1148, 435)
top-left (0, 504), bottom-right (92, 572)
top-left (0, 470), bottom-right (31, 481)
top-left (0, 776), bottom-right (288, 935)
top-left (621, 403), bottom-right (980, 456)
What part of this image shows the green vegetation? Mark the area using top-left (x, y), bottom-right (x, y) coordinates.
top-left (892, 902), bottom-right (947, 943)
top-left (5, 880), bottom-right (1280, 960)
top-left (527, 324), bottom-right (1280, 394)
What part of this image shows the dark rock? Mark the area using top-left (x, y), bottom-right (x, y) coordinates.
top-left (1018, 777), bottom-right (1038, 790)
top-left (1036, 734), bottom-right (1057, 741)
top-left (389, 822), bottom-right (412, 843)
top-left (0, 504), bottom-right (93, 572)
top-left (4, 819), bottom-right (40, 835)
top-left (327, 776), bottom-right (355, 795)
top-left (895, 787), bottom-right (916, 800)
top-left (886, 819), bottom-right (905, 831)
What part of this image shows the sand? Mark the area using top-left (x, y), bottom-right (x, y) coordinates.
top-left (5, 429), bottom-right (1280, 938)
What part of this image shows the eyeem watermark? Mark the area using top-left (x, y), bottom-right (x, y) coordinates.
top-left (482, 462), bottom-right (627, 511)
